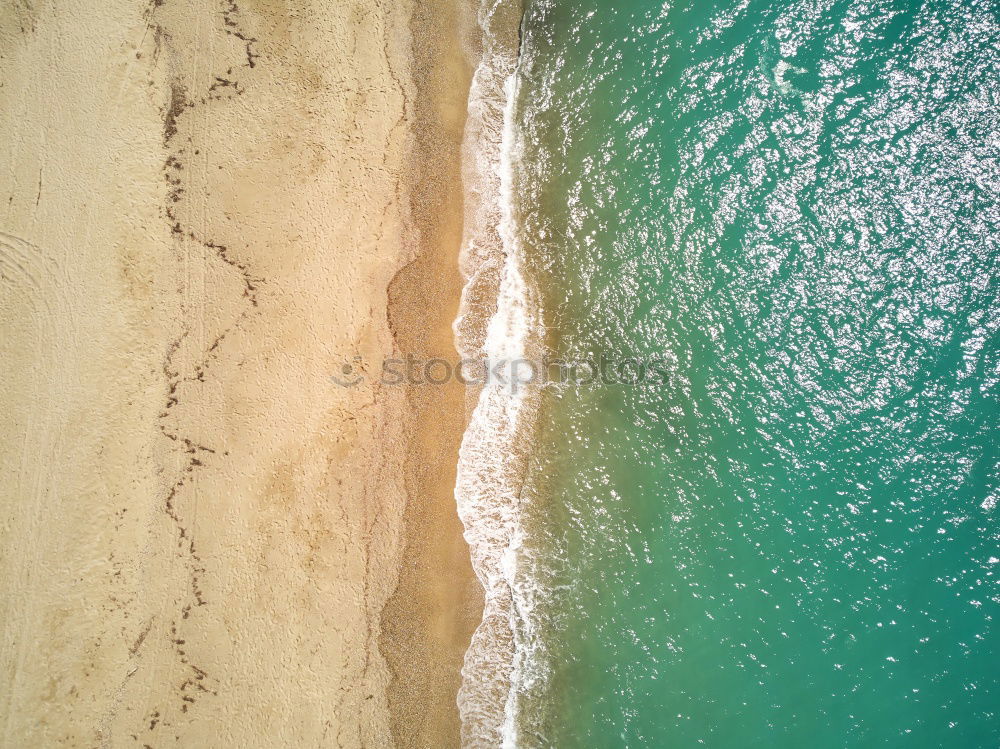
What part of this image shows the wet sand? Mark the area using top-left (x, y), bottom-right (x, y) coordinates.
top-left (381, 2), bottom-right (484, 747)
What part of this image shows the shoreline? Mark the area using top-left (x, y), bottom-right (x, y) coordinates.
top-left (447, 0), bottom-right (529, 744)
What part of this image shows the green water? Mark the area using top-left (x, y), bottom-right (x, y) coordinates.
top-left (508, 0), bottom-right (999, 745)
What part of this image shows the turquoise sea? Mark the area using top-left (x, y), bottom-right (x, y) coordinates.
top-left (455, 0), bottom-right (998, 746)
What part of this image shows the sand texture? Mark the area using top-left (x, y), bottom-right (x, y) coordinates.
top-left (0, 0), bottom-right (477, 746)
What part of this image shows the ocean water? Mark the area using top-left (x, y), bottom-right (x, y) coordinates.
top-left (455, 0), bottom-right (999, 746)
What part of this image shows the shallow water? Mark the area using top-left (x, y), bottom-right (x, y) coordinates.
top-left (496, 0), bottom-right (1000, 745)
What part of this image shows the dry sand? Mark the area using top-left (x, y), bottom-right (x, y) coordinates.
top-left (0, 0), bottom-right (480, 746)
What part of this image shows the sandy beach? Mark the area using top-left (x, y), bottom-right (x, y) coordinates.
top-left (0, 0), bottom-right (479, 746)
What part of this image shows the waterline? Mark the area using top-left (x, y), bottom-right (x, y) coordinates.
top-left (452, 1), bottom-right (538, 746)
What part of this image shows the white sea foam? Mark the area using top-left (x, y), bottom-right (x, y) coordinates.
top-left (453, 1), bottom-right (541, 746)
